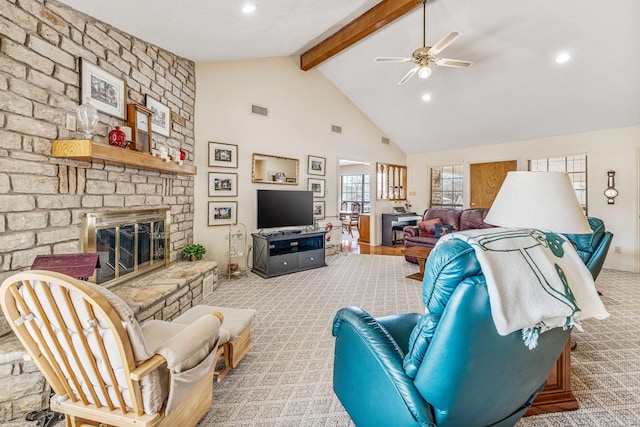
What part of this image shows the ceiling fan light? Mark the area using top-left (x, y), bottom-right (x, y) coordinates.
top-left (555, 52), bottom-right (571, 63)
top-left (418, 66), bottom-right (432, 79)
top-left (242, 4), bottom-right (256, 13)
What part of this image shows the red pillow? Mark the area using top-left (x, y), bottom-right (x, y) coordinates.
top-left (418, 218), bottom-right (442, 237)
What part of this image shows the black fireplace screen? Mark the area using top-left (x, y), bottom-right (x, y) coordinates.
top-left (84, 209), bottom-right (170, 287)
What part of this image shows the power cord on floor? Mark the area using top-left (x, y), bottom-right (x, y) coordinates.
top-left (25, 392), bottom-right (64, 426)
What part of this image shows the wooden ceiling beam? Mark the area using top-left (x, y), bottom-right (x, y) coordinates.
top-left (300, 0), bottom-right (421, 71)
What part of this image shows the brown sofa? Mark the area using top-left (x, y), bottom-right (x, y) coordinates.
top-left (403, 208), bottom-right (494, 264)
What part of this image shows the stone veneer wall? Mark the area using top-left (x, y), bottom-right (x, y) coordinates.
top-left (0, 0), bottom-right (198, 420)
top-left (0, 0), bottom-right (197, 332)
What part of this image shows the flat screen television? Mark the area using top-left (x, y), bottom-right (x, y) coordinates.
top-left (257, 190), bottom-right (314, 229)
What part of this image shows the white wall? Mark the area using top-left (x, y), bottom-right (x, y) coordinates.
top-left (194, 56), bottom-right (407, 268)
top-left (407, 126), bottom-right (640, 272)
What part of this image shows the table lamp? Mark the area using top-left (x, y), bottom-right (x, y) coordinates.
top-left (485, 171), bottom-right (592, 234)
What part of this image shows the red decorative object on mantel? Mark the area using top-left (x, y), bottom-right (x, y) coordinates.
top-left (108, 126), bottom-right (127, 147)
top-left (179, 148), bottom-right (186, 160)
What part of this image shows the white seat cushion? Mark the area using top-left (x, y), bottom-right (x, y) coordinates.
top-left (174, 305), bottom-right (256, 343)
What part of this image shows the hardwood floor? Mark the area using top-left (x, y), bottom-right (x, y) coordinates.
top-left (340, 237), bottom-right (405, 256)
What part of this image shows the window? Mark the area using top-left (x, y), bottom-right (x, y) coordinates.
top-left (430, 165), bottom-right (463, 208)
top-left (341, 174), bottom-right (370, 213)
top-left (528, 154), bottom-right (587, 211)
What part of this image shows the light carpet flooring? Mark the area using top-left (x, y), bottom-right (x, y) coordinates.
top-left (196, 254), bottom-right (640, 427)
top-left (7, 253), bottom-right (637, 426)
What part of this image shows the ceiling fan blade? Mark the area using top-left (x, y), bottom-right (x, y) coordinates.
top-left (435, 58), bottom-right (473, 68)
top-left (429, 31), bottom-right (461, 55)
top-left (375, 57), bottom-right (412, 62)
top-left (398, 66), bottom-right (419, 85)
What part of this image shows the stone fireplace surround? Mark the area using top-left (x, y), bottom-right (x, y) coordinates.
top-left (0, 260), bottom-right (219, 422)
top-left (0, 0), bottom-right (203, 420)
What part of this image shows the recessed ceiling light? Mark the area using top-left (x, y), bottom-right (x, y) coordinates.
top-left (421, 93), bottom-right (431, 102)
top-left (555, 52), bottom-right (571, 63)
top-left (242, 4), bottom-right (256, 13)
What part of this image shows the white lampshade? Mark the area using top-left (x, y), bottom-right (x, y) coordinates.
top-left (485, 171), bottom-right (592, 234)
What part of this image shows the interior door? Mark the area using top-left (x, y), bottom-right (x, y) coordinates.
top-left (470, 160), bottom-right (517, 208)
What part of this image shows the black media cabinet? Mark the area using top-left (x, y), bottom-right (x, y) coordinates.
top-left (251, 231), bottom-right (327, 278)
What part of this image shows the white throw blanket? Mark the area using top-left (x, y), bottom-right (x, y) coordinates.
top-left (438, 228), bottom-right (609, 348)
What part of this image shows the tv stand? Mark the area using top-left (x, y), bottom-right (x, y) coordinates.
top-left (273, 229), bottom-right (302, 236)
top-left (251, 231), bottom-right (327, 278)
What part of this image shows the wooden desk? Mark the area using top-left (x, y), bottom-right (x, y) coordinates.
top-left (403, 246), bottom-right (431, 281)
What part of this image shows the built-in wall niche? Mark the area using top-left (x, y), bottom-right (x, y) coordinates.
top-left (252, 153), bottom-right (299, 185)
top-left (376, 162), bottom-right (407, 200)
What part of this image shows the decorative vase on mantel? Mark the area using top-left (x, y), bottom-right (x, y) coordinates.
top-left (108, 126), bottom-right (127, 147)
top-left (77, 98), bottom-right (98, 140)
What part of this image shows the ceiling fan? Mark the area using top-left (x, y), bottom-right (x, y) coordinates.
top-left (375, 0), bottom-right (473, 85)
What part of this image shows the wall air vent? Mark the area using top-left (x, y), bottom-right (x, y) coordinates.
top-left (251, 104), bottom-right (268, 116)
top-left (331, 125), bottom-right (342, 134)
top-left (381, 137), bottom-right (390, 145)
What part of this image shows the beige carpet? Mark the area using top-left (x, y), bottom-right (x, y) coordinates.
top-left (196, 254), bottom-right (640, 426)
top-left (9, 253), bottom-right (635, 426)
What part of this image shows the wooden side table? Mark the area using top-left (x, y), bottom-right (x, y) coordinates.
top-left (526, 339), bottom-right (578, 415)
top-left (403, 246), bottom-right (431, 281)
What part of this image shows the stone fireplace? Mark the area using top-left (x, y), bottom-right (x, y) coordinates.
top-left (83, 208), bottom-right (170, 287)
top-left (0, 0), bottom-right (207, 420)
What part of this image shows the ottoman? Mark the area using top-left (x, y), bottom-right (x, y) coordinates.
top-left (174, 305), bottom-right (257, 381)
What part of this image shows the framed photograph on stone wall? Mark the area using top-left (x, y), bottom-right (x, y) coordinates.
top-left (208, 201), bottom-right (237, 226)
top-left (208, 172), bottom-right (238, 197)
top-left (79, 58), bottom-right (126, 119)
top-left (145, 95), bottom-right (171, 137)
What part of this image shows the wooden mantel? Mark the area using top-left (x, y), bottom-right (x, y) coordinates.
top-left (51, 140), bottom-right (196, 175)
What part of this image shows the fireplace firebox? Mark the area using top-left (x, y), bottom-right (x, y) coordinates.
top-left (83, 208), bottom-right (170, 287)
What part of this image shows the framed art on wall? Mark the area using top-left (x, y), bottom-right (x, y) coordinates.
top-left (208, 201), bottom-right (237, 226)
top-left (145, 95), bottom-right (171, 137)
top-left (313, 200), bottom-right (325, 219)
top-left (209, 142), bottom-right (238, 168)
top-left (80, 58), bottom-right (126, 119)
top-left (308, 155), bottom-right (326, 176)
top-left (308, 178), bottom-right (325, 198)
top-left (208, 172), bottom-right (238, 197)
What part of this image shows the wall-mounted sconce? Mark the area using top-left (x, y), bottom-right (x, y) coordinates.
top-left (604, 170), bottom-right (618, 204)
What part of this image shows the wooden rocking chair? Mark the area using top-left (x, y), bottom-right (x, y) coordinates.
top-left (0, 270), bottom-right (223, 427)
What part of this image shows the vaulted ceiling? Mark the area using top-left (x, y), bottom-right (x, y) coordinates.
top-left (58, 0), bottom-right (640, 154)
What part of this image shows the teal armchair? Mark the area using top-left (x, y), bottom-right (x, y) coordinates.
top-left (564, 216), bottom-right (613, 280)
top-left (332, 239), bottom-right (571, 427)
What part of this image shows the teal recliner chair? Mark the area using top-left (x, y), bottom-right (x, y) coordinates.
top-left (564, 216), bottom-right (613, 280)
top-left (332, 238), bottom-right (572, 427)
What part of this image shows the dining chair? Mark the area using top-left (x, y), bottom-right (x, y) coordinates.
top-left (342, 202), bottom-right (361, 237)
